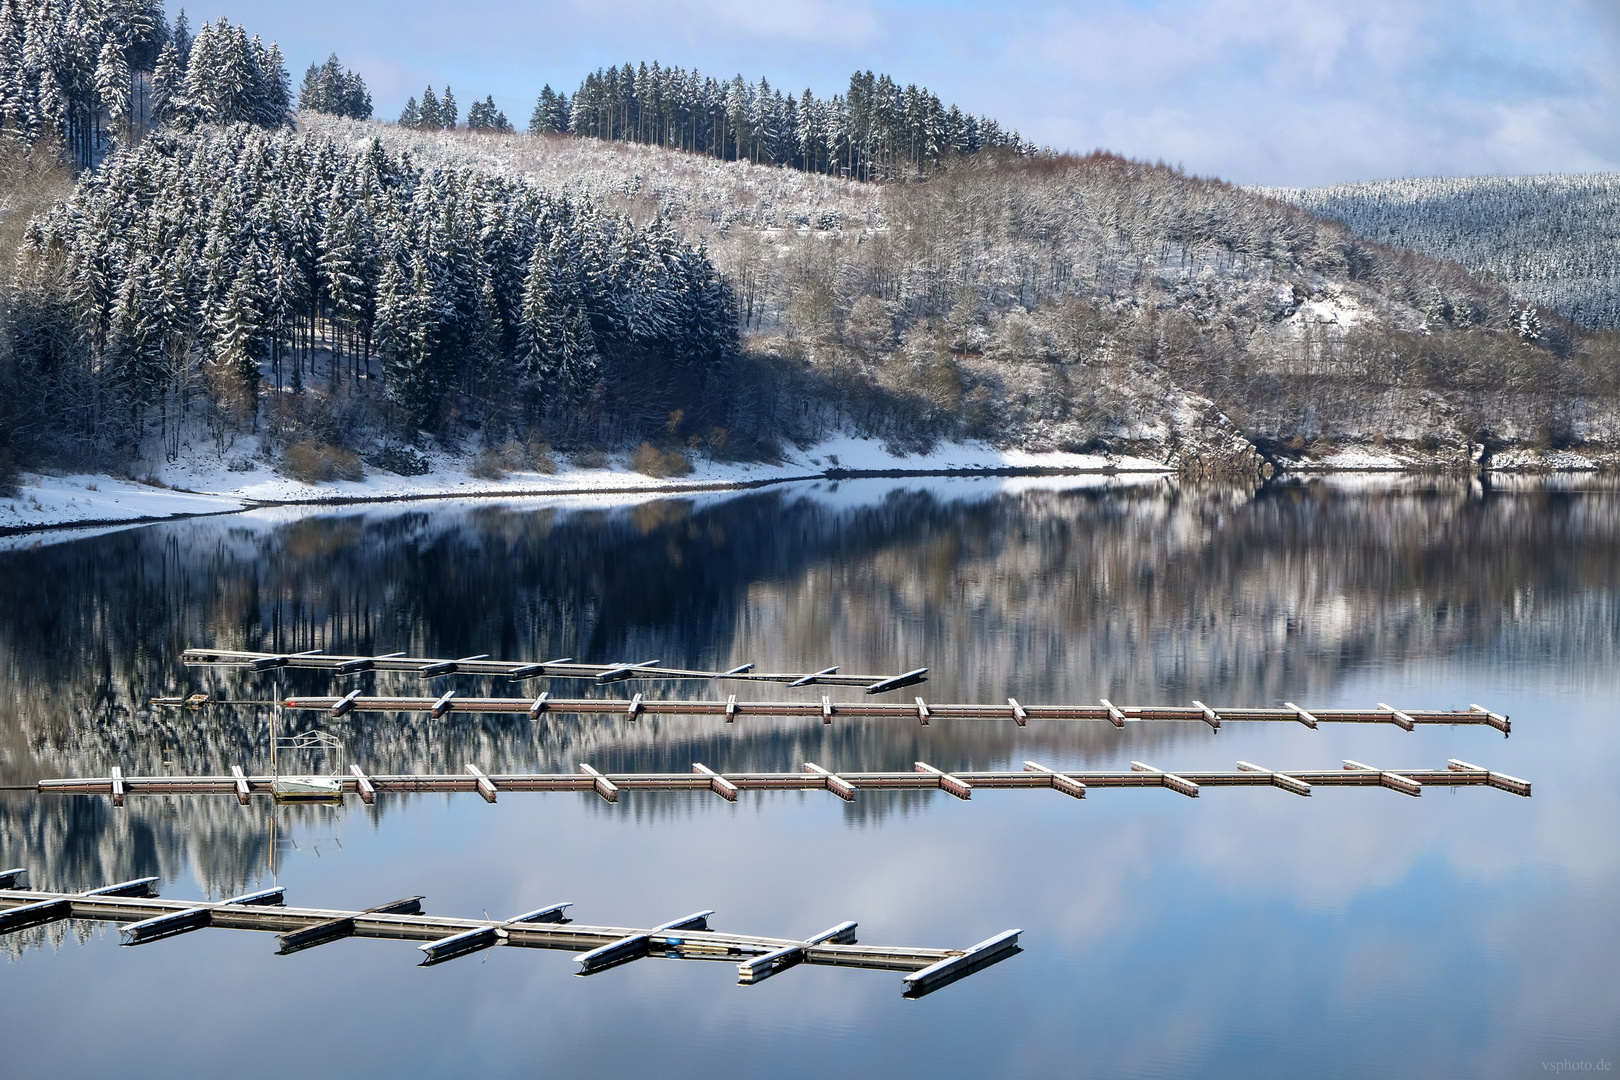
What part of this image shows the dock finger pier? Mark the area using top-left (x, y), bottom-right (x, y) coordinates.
top-left (13, 642), bottom-right (1532, 997)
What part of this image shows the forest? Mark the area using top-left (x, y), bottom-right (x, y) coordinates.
top-left (528, 62), bottom-right (1039, 180)
top-left (337, 114), bottom-right (1620, 465)
top-left (3, 125), bottom-right (738, 470)
top-left (1263, 174), bottom-right (1620, 331)
top-left (0, 3), bottom-right (1617, 482)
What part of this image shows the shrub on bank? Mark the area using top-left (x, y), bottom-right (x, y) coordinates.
top-left (631, 443), bottom-right (693, 478)
top-left (570, 448), bottom-right (610, 469)
top-left (282, 441), bottom-right (364, 483)
top-left (470, 439), bottom-right (560, 480)
top-left (469, 448), bottom-right (508, 480)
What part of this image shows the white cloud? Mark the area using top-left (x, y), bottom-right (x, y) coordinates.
top-left (243, 0), bottom-right (1620, 185)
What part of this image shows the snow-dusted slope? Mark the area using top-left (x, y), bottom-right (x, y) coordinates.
top-left (1260, 174), bottom-right (1620, 329)
top-left (0, 435), bottom-right (1173, 535)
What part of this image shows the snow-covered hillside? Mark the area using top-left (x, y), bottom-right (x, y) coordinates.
top-left (304, 116), bottom-right (1558, 465)
top-left (1260, 174), bottom-right (1620, 330)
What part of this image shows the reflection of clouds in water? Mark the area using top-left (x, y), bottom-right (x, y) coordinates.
top-left (1, 476), bottom-right (1618, 1073)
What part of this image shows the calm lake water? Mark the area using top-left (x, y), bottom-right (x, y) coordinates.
top-left (1, 474), bottom-right (1616, 1078)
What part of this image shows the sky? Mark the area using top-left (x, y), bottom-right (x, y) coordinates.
top-left (208, 0), bottom-right (1620, 187)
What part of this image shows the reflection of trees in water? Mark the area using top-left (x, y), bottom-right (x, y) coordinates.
top-left (2, 478), bottom-right (1619, 897)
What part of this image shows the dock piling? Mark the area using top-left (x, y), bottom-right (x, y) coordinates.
top-left (737, 921), bottom-right (860, 985)
top-left (693, 763), bottom-right (739, 802)
top-left (802, 762), bottom-right (856, 801)
top-left (914, 762), bottom-right (972, 800)
top-left (1376, 703), bottom-right (1417, 732)
top-left (277, 896), bottom-right (424, 955)
top-left (1284, 703), bottom-right (1319, 729)
top-left (1469, 704), bottom-right (1512, 734)
top-left (230, 765), bottom-right (251, 805)
top-left (578, 764), bottom-right (619, 803)
top-left (1021, 762), bottom-right (1087, 799)
top-left (1235, 761), bottom-right (1311, 796)
top-left (464, 764), bottom-right (498, 803)
top-left (902, 929), bottom-right (1023, 998)
top-left (349, 764), bottom-right (377, 804)
top-left (1344, 760), bottom-right (1422, 796)
top-left (1447, 759), bottom-right (1531, 796)
top-left (1130, 762), bottom-right (1200, 798)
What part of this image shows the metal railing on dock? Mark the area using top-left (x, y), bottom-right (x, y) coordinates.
top-left (36, 758), bottom-right (1531, 806)
top-left (242, 693), bottom-right (1509, 734)
top-left (0, 870), bottom-right (1016, 997)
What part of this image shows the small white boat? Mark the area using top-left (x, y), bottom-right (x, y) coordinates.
top-left (271, 776), bottom-right (344, 802)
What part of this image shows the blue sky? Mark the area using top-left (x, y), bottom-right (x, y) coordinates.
top-left (213, 0), bottom-right (1619, 186)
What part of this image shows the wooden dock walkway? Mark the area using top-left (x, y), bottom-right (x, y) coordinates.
top-left (0, 871), bottom-right (1017, 996)
top-left (250, 693), bottom-right (1510, 734)
top-left (181, 648), bottom-right (929, 693)
top-left (36, 759), bottom-right (1531, 806)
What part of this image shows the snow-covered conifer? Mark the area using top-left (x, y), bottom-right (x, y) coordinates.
top-left (418, 85), bottom-right (440, 131)
top-left (170, 10), bottom-right (191, 68)
top-left (94, 42), bottom-right (130, 143)
top-left (151, 40), bottom-right (182, 126)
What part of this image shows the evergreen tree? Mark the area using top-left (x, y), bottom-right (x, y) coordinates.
top-left (439, 85), bottom-right (456, 129)
top-left (0, 5), bottom-right (25, 138)
top-left (530, 85), bottom-right (570, 134)
top-left (297, 53), bottom-right (371, 119)
top-left (298, 62), bottom-right (323, 111)
top-left (341, 70), bottom-right (371, 119)
top-left (94, 41), bottom-right (130, 143)
top-left (253, 38), bottom-right (291, 127)
top-left (212, 262), bottom-right (264, 394)
top-left (418, 85), bottom-right (440, 130)
top-left (170, 10), bottom-right (191, 68)
top-left (151, 41), bottom-right (182, 126)
top-left (398, 96), bottom-right (418, 129)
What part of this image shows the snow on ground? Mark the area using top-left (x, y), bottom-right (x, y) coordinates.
top-left (1307, 445), bottom-right (1421, 471)
top-left (0, 435), bottom-right (1169, 536)
top-left (1489, 448), bottom-right (1606, 471)
top-left (780, 433), bottom-right (1162, 475)
top-left (0, 473), bottom-right (249, 533)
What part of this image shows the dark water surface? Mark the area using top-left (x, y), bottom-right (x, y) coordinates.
top-left (1, 475), bottom-right (1616, 1078)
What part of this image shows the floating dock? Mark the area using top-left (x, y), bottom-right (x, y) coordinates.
top-left (181, 648), bottom-right (929, 693)
top-left (36, 759), bottom-right (1531, 806)
top-left (248, 693), bottom-right (1511, 734)
top-left (0, 870), bottom-right (1016, 997)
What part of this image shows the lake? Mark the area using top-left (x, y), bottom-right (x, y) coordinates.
top-left (1, 473), bottom-right (1616, 1078)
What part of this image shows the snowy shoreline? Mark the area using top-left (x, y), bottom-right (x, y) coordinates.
top-left (0, 435), bottom-right (1173, 537)
top-left (6, 432), bottom-right (1615, 539)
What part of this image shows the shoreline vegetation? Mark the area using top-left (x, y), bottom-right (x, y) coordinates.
top-left (3, 429), bottom-right (1614, 538)
top-left (2, 17), bottom-right (1618, 513)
